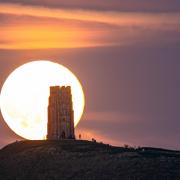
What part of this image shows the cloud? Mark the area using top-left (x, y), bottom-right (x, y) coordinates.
top-left (76, 111), bottom-right (180, 149)
top-left (0, 3), bottom-right (180, 26)
top-left (0, 3), bottom-right (180, 50)
top-left (0, 2), bottom-right (179, 50)
top-left (0, 0), bottom-right (180, 12)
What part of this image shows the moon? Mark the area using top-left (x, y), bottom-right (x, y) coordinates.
top-left (0, 60), bottom-right (85, 140)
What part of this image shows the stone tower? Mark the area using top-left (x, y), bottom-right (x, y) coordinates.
top-left (47, 86), bottom-right (75, 140)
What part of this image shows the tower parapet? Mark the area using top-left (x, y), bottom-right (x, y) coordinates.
top-left (47, 86), bottom-right (75, 140)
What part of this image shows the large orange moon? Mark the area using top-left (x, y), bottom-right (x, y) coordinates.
top-left (0, 60), bottom-right (85, 140)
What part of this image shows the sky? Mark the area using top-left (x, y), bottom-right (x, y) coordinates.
top-left (0, 0), bottom-right (180, 149)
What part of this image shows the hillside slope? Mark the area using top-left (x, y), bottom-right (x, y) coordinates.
top-left (0, 140), bottom-right (180, 180)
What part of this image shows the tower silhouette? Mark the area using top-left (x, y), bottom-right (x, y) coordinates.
top-left (47, 86), bottom-right (75, 140)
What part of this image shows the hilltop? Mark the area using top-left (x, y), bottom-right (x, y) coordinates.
top-left (0, 140), bottom-right (180, 180)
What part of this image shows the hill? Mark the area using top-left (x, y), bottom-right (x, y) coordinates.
top-left (0, 140), bottom-right (180, 180)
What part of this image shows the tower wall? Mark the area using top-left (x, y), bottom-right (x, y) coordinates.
top-left (47, 86), bottom-right (75, 140)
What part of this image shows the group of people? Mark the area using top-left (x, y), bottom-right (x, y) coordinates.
top-left (78, 134), bottom-right (96, 142)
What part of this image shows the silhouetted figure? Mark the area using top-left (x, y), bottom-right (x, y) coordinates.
top-left (61, 131), bottom-right (65, 139)
top-left (92, 138), bottom-right (96, 143)
top-left (79, 134), bottom-right (81, 140)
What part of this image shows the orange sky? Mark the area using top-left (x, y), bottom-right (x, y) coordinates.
top-left (0, 2), bottom-right (180, 49)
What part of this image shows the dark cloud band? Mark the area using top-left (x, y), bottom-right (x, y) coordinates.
top-left (0, 0), bottom-right (180, 12)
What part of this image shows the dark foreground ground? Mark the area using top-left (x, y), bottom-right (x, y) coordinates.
top-left (0, 140), bottom-right (180, 180)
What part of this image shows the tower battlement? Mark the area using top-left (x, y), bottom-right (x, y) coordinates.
top-left (47, 86), bottom-right (75, 140)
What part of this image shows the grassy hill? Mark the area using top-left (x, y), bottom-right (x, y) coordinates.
top-left (0, 140), bottom-right (180, 180)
